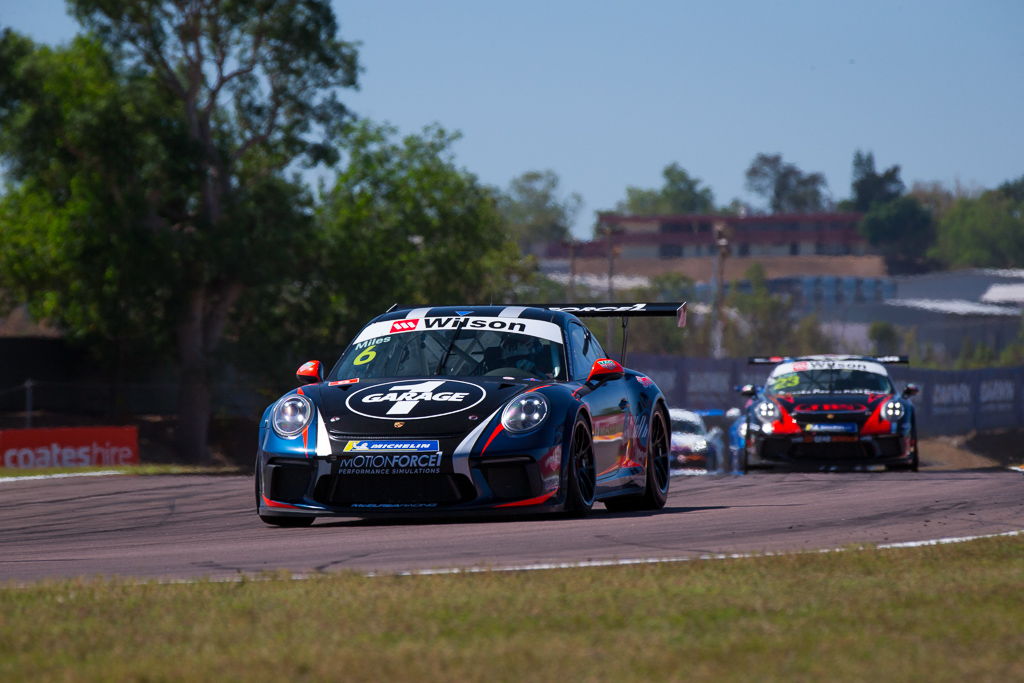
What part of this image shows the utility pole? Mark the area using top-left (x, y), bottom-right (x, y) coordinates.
top-left (711, 221), bottom-right (731, 359)
top-left (600, 226), bottom-right (622, 347)
top-left (24, 378), bottom-right (34, 429)
top-left (565, 239), bottom-right (578, 302)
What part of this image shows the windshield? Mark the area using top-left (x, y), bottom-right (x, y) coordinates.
top-left (330, 317), bottom-right (566, 381)
top-left (766, 369), bottom-right (893, 395)
top-left (671, 416), bottom-right (703, 434)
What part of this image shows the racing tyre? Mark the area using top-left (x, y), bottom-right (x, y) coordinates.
top-left (605, 409), bottom-right (670, 512)
top-left (564, 418), bottom-right (596, 516)
top-left (255, 463), bottom-right (316, 527)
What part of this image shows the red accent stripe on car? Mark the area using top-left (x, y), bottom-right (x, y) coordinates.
top-left (495, 490), bottom-right (557, 508)
top-left (295, 387), bottom-right (310, 451)
top-left (480, 423), bottom-right (505, 455)
top-left (771, 404), bottom-right (802, 435)
top-left (860, 398), bottom-right (893, 435)
top-left (261, 494), bottom-right (304, 510)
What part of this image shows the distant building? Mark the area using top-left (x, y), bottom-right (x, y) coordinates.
top-left (545, 211), bottom-right (867, 260)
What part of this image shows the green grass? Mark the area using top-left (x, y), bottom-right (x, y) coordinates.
top-left (0, 464), bottom-right (244, 478)
top-left (1, 537), bottom-right (1022, 682)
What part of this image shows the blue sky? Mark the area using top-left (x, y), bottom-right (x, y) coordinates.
top-left (3, 0), bottom-right (1023, 236)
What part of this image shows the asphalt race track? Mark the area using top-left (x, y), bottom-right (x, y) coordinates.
top-left (1, 470), bottom-right (1021, 583)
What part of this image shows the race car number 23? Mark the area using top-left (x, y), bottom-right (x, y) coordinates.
top-left (771, 374), bottom-right (800, 390)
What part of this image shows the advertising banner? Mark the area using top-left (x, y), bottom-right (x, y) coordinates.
top-left (0, 426), bottom-right (139, 469)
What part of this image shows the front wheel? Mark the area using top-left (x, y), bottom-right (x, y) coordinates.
top-left (563, 418), bottom-right (596, 516)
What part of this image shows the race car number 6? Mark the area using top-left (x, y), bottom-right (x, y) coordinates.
top-left (354, 345), bottom-right (376, 365)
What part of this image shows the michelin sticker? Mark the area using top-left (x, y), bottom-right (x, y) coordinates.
top-left (343, 440), bottom-right (440, 452)
top-left (345, 379), bottom-right (486, 420)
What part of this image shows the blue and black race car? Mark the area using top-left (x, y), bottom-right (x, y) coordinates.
top-left (733, 355), bottom-right (919, 472)
top-left (255, 302), bottom-right (686, 525)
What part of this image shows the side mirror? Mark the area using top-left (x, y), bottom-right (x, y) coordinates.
top-left (738, 384), bottom-right (759, 398)
top-left (587, 358), bottom-right (625, 384)
top-left (296, 360), bottom-right (323, 385)
top-left (902, 383), bottom-right (919, 398)
top-left (725, 407), bottom-right (742, 419)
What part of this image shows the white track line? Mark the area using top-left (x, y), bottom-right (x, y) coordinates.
top-left (0, 470), bottom-right (125, 483)
top-left (375, 529), bottom-right (1024, 577)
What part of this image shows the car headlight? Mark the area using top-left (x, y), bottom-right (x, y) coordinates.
top-left (501, 393), bottom-right (549, 433)
top-left (883, 400), bottom-right (905, 420)
top-left (272, 394), bottom-right (313, 438)
top-left (694, 438), bottom-right (708, 451)
top-left (756, 401), bottom-right (778, 420)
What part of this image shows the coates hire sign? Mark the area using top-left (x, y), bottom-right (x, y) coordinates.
top-left (0, 427), bottom-right (140, 469)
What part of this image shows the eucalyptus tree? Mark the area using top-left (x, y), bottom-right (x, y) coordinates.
top-left (1, 0), bottom-right (360, 461)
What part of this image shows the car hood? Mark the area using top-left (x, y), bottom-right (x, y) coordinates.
top-left (310, 377), bottom-right (537, 437)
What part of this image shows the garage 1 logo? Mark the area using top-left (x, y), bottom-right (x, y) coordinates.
top-left (346, 380), bottom-right (486, 420)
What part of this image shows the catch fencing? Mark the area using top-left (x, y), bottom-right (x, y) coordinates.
top-left (1, 358), bottom-right (1022, 437)
top-left (628, 354), bottom-right (1024, 437)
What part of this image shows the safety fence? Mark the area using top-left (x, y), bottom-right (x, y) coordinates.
top-left (628, 355), bottom-right (1024, 438)
top-left (2, 360), bottom-right (1022, 437)
top-left (0, 379), bottom-right (268, 427)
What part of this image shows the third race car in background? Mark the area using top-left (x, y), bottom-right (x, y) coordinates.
top-left (733, 355), bottom-right (919, 472)
top-left (668, 408), bottom-right (724, 472)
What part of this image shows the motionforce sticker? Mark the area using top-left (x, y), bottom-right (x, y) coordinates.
top-left (344, 379), bottom-right (487, 420)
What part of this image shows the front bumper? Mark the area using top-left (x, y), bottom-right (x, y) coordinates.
top-left (258, 440), bottom-right (565, 517)
top-left (747, 433), bottom-right (914, 468)
top-left (670, 447), bottom-right (713, 469)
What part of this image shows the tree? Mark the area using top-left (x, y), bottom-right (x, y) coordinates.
top-left (996, 174), bottom-right (1024, 203)
top-left (907, 180), bottom-right (973, 222)
top-left (0, 32), bottom-right (187, 376)
top-left (931, 191), bottom-right (1024, 268)
top-left (846, 150), bottom-right (904, 211)
top-left (496, 170), bottom-right (581, 253)
top-left (868, 321), bottom-right (901, 355)
top-left (615, 163), bottom-right (715, 215)
top-left (744, 153), bottom-right (830, 214)
top-left (712, 263), bottom-right (834, 357)
top-left (859, 196), bottom-right (935, 274)
top-left (1, 0), bottom-right (360, 462)
top-left (305, 122), bottom-right (530, 350)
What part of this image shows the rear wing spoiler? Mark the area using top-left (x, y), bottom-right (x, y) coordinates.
top-left (539, 302), bottom-right (687, 326)
top-left (748, 355), bottom-right (909, 365)
top-left (537, 302), bottom-right (687, 367)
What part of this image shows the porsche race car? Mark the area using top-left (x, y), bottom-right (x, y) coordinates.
top-left (734, 355), bottom-right (919, 472)
top-left (668, 408), bottom-right (723, 471)
top-left (256, 302), bottom-right (686, 525)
